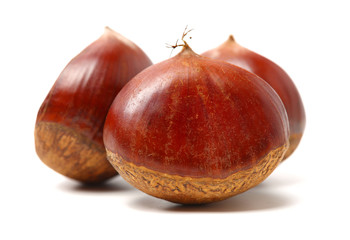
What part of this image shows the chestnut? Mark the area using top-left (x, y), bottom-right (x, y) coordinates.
top-left (103, 42), bottom-right (289, 204)
top-left (35, 27), bottom-right (152, 183)
top-left (202, 35), bottom-right (305, 159)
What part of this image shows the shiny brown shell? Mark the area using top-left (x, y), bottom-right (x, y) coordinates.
top-left (103, 45), bottom-right (289, 203)
top-left (202, 36), bottom-right (305, 159)
top-left (35, 27), bottom-right (152, 183)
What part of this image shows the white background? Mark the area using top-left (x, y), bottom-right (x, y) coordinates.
top-left (1, 0), bottom-right (349, 239)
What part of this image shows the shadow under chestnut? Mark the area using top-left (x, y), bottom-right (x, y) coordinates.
top-left (57, 168), bottom-right (301, 212)
top-left (57, 176), bottom-right (135, 193)
top-left (128, 172), bottom-right (302, 212)
top-left (128, 187), bottom-right (297, 213)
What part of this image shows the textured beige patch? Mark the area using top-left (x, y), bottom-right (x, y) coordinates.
top-left (283, 133), bottom-right (303, 160)
top-left (107, 144), bottom-right (287, 204)
top-left (35, 122), bottom-right (117, 183)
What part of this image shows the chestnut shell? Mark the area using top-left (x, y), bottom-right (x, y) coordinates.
top-left (104, 46), bottom-right (289, 203)
top-left (202, 36), bottom-right (305, 159)
top-left (35, 28), bottom-right (152, 183)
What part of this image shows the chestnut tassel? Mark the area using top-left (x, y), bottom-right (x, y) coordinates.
top-left (35, 27), bottom-right (152, 183)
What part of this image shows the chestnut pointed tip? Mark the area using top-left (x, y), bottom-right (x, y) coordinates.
top-left (102, 26), bottom-right (139, 50)
top-left (223, 35), bottom-right (237, 46)
top-left (103, 26), bottom-right (117, 36)
top-left (181, 40), bottom-right (192, 51)
top-left (177, 41), bottom-right (199, 57)
top-left (228, 35), bottom-right (235, 42)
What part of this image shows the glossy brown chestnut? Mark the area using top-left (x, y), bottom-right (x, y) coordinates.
top-left (103, 43), bottom-right (289, 204)
top-left (35, 27), bottom-right (152, 183)
top-left (202, 36), bottom-right (305, 159)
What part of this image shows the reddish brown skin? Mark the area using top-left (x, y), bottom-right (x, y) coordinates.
top-left (202, 36), bottom-right (305, 147)
top-left (37, 29), bottom-right (152, 146)
top-left (35, 28), bottom-right (152, 182)
top-left (103, 46), bottom-right (289, 179)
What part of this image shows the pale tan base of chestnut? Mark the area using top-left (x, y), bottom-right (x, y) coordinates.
top-left (35, 122), bottom-right (117, 183)
top-left (283, 133), bottom-right (303, 160)
top-left (106, 145), bottom-right (287, 204)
